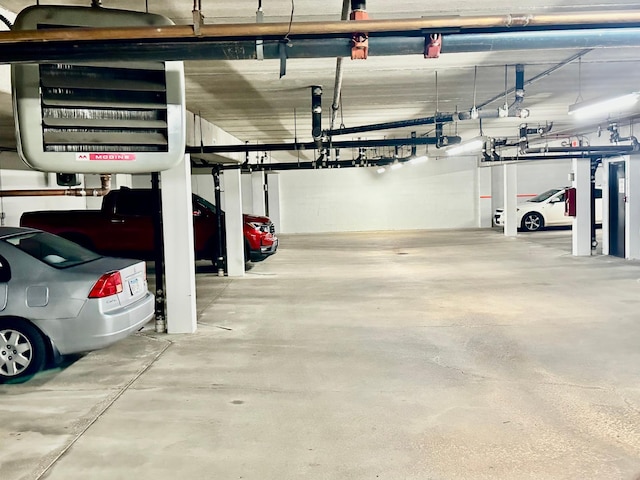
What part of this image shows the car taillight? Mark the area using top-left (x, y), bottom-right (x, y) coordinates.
top-left (88, 271), bottom-right (123, 298)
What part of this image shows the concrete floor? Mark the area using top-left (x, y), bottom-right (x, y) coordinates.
top-left (2, 229), bottom-right (640, 480)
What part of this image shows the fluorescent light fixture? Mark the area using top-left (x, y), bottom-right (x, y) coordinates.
top-left (409, 155), bottom-right (429, 165)
top-left (446, 137), bottom-right (485, 156)
top-left (390, 162), bottom-right (403, 170)
top-left (376, 167), bottom-right (386, 174)
top-left (568, 92), bottom-right (640, 119)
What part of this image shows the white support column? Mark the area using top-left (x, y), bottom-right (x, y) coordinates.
top-left (222, 169), bottom-right (245, 277)
top-left (626, 156), bottom-right (640, 259)
top-left (161, 154), bottom-right (197, 334)
top-left (477, 166), bottom-right (492, 228)
top-left (602, 159), bottom-right (611, 256)
top-left (503, 163), bottom-right (518, 237)
top-left (572, 157), bottom-right (592, 256)
top-left (251, 171), bottom-right (266, 215)
top-left (266, 173), bottom-right (281, 234)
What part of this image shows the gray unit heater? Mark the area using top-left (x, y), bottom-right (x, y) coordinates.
top-left (12, 5), bottom-right (186, 174)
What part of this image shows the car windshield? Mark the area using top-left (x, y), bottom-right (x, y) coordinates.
top-left (528, 188), bottom-right (562, 203)
top-left (194, 195), bottom-right (219, 214)
top-left (4, 231), bottom-right (102, 269)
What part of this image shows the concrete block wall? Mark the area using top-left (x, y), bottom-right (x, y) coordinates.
top-left (5, 156), bottom-right (572, 234)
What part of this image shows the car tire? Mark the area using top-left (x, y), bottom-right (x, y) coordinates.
top-left (521, 212), bottom-right (544, 232)
top-left (0, 319), bottom-right (47, 383)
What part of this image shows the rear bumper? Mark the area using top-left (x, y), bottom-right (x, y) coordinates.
top-left (34, 292), bottom-right (155, 355)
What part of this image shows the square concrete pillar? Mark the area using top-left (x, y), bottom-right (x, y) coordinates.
top-left (160, 154), bottom-right (197, 334)
top-left (267, 173), bottom-right (281, 234)
top-left (572, 157), bottom-right (592, 256)
top-left (477, 166), bottom-right (492, 228)
top-left (222, 169), bottom-right (245, 277)
top-left (503, 163), bottom-right (518, 237)
top-left (627, 155), bottom-right (640, 259)
top-left (251, 171), bottom-right (266, 216)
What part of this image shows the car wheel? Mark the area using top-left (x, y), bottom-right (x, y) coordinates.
top-left (521, 212), bottom-right (544, 232)
top-left (0, 319), bottom-right (46, 383)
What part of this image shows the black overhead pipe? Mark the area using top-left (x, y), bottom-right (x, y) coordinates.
top-left (327, 107), bottom-right (512, 137)
top-left (3, 26), bottom-right (640, 63)
top-left (523, 146), bottom-right (638, 155)
top-left (212, 167), bottom-right (225, 274)
top-left (187, 135), bottom-right (460, 155)
top-left (220, 155), bottom-right (418, 172)
top-left (311, 86), bottom-right (323, 146)
top-left (514, 64), bottom-right (525, 106)
top-left (150, 172), bottom-right (166, 333)
top-left (330, 0), bottom-right (351, 131)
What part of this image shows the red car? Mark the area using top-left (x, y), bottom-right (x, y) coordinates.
top-left (20, 187), bottom-right (278, 264)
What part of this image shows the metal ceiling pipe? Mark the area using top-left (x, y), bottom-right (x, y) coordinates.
top-left (187, 136), bottom-right (460, 154)
top-left (0, 174), bottom-right (111, 197)
top-left (327, 108), bottom-right (509, 137)
top-left (477, 49), bottom-right (590, 109)
top-left (3, 26), bottom-right (640, 63)
top-left (488, 153), bottom-right (631, 162)
top-left (330, 0), bottom-right (351, 131)
top-left (523, 146), bottom-right (637, 154)
top-left (5, 10), bottom-right (640, 44)
top-left (311, 85), bottom-right (323, 148)
top-left (221, 155), bottom-right (426, 172)
top-left (0, 22), bottom-right (640, 63)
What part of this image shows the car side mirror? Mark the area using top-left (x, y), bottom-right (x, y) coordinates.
top-left (193, 209), bottom-right (202, 217)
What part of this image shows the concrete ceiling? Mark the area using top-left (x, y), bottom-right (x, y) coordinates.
top-left (1, 0), bottom-right (640, 167)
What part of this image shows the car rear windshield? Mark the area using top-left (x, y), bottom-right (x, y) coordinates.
top-left (529, 188), bottom-right (562, 203)
top-left (4, 231), bottom-right (102, 269)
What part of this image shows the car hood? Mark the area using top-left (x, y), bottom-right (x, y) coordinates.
top-left (243, 213), bottom-right (271, 224)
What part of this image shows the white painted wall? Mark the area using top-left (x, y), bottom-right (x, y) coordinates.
top-left (0, 170), bottom-right (87, 227)
top-left (5, 155), bottom-right (575, 235)
top-left (278, 156), bottom-right (478, 234)
top-left (489, 159), bottom-right (574, 210)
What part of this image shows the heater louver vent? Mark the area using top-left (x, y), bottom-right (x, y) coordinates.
top-left (12, 5), bottom-right (185, 174)
top-left (39, 63), bottom-right (170, 153)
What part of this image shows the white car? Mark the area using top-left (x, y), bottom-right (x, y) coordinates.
top-left (494, 187), bottom-right (602, 232)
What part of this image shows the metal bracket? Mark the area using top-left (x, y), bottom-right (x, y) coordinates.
top-left (192, 1), bottom-right (204, 36)
top-left (256, 7), bottom-right (264, 61)
top-left (425, 33), bottom-right (442, 58)
top-left (350, 9), bottom-right (369, 60)
top-left (279, 41), bottom-right (288, 78)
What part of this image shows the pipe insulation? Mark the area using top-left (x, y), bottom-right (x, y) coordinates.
top-left (5, 10), bottom-right (640, 42)
top-left (3, 14), bottom-right (640, 63)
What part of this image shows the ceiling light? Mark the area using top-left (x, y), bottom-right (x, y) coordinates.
top-left (390, 162), bottom-right (403, 170)
top-left (376, 167), bottom-right (386, 174)
top-left (409, 155), bottom-right (429, 165)
top-left (568, 92), bottom-right (640, 119)
top-left (446, 137), bottom-right (485, 156)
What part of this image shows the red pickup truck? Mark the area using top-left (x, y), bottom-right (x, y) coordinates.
top-left (20, 187), bottom-right (278, 263)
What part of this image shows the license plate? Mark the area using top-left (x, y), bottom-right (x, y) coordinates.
top-left (128, 277), bottom-right (142, 295)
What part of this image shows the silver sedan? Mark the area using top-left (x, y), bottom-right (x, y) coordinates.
top-left (0, 226), bottom-right (154, 382)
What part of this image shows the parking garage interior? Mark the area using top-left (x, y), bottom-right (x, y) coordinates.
top-left (1, 1), bottom-right (640, 479)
